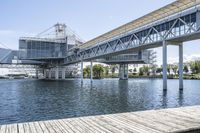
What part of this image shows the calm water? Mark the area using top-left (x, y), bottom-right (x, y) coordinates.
top-left (0, 78), bottom-right (200, 125)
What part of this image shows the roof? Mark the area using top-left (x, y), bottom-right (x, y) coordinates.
top-left (79, 0), bottom-right (200, 49)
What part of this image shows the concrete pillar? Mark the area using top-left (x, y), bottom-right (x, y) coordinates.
top-left (90, 61), bottom-right (93, 82)
top-left (44, 69), bottom-right (47, 78)
top-left (81, 60), bottom-right (83, 83)
top-left (36, 69), bottom-right (39, 79)
top-left (55, 67), bottom-right (59, 80)
top-left (179, 43), bottom-right (183, 90)
top-left (48, 69), bottom-right (52, 79)
top-left (62, 68), bottom-right (66, 80)
top-left (119, 64), bottom-right (128, 80)
top-left (163, 41), bottom-right (167, 91)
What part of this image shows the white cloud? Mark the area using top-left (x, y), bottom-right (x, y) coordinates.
top-left (167, 54), bottom-right (200, 64)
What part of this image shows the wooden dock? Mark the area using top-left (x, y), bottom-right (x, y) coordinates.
top-left (1, 106), bottom-right (200, 133)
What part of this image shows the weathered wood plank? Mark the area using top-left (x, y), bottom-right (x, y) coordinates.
top-left (1, 106), bottom-right (200, 133)
top-left (23, 123), bottom-right (31, 133)
top-left (106, 114), bottom-right (161, 133)
top-left (80, 117), bottom-right (112, 133)
top-left (18, 123), bottom-right (25, 133)
top-left (43, 121), bottom-right (56, 133)
top-left (33, 122), bottom-right (44, 133)
top-left (57, 119), bottom-right (74, 133)
top-left (29, 122), bottom-right (38, 133)
top-left (0, 125), bottom-right (6, 133)
top-left (38, 121), bottom-right (50, 133)
top-left (11, 124), bottom-right (18, 133)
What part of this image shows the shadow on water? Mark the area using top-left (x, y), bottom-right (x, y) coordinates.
top-left (0, 78), bottom-right (199, 125)
top-left (178, 89), bottom-right (184, 106)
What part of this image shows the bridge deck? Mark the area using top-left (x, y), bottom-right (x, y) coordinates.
top-left (1, 106), bottom-right (200, 133)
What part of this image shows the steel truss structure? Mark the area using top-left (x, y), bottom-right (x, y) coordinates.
top-left (64, 7), bottom-right (200, 65)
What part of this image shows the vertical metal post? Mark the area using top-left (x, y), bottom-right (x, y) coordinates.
top-left (90, 61), bottom-right (93, 83)
top-left (55, 67), bottom-right (59, 80)
top-left (36, 69), bottom-right (39, 79)
top-left (81, 60), bottom-right (83, 84)
top-left (48, 69), bottom-right (51, 79)
top-left (44, 69), bottom-right (47, 79)
top-left (163, 41), bottom-right (167, 91)
top-left (179, 43), bottom-right (183, 90)
top-left (62, 67), bottom-right (66, 80)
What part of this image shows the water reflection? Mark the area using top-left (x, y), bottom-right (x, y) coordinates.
top-left (178, 90), bottom-right (184, 106)
top-left (118, 80), bottom-right (129, 111)
top-left (162, 91), bottom-right (168, 108)
top-left (0, 79), bottom-right (200, 125)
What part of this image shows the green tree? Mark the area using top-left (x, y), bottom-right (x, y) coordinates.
top-left (183, 65), bottom-right (189, 74)
top-left (83, 66), bottom-right (90, 78)
top-left (156, 67), bottom-right (162, 75)
top-left (190, 61), bottom-right (200, 74)
top-left (139, 67), bottom-right (144, 76)
top-left (93, 64), bottom-right (104, 78)
top-left (133, 68), bottom-right (137, 73)
top-left (104, 66), bottom-right (109, 77)
top-left (167, 64), bottom-right (171, 75)
top-left (172, 65), bottom-right (178, 75)
top-left (110, 65), bottom-right (117, 76)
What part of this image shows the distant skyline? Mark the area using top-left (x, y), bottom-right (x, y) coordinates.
top-left (1, 0), bottom-right (200, 65)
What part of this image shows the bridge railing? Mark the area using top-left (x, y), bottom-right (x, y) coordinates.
top-left (64, 6), bottom-right (200, 65)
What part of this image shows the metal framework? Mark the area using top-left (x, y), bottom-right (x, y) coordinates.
top-left (79, 0), bottom-right (200, 49)
top-left (64, 6), bottom-right (200, 65)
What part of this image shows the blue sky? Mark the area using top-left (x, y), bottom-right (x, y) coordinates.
top-left (1, 0), bottom-right (200, 65)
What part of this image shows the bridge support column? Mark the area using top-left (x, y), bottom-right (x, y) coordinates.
top-left (90, 61), bottom-right (93, 83)
top-left (36, 69), bottom-right (39, 79)
top-left (163, 41), bottom-right (167, 91)
top-left (119, 64), bottom-right (128, 80)
top-left (55, 67), bottom-right (59, 80)
top-left (62, 68), bottom-right (66, 80)
top-left (48, 69), bottom-right (52, 79)
top-left (81, 60), bottom-right (83, 84)
top-left (44, 69), bottom-right (47, 79)
top-left (179, 43), bottom-right (183, 90)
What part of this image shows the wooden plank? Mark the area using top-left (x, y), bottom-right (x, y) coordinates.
top-left (105, 114), bottom-right (161, 133)
top-left (62, 119), bottom-right (81, 133)
top-left (18, 123), bottom-right (25, 133)
top-left (57, 119), bottom-right (74, 133)
top-left (49, 120), bottom-right (67, 133)
top-left (80, 117), bottom-right (112, 133)
top-left (23, 123), bottom-right (31, 133)
top-left (76, 118), bottom-right (102, 133)
top-left (52, 119), bottom-right (70, 133)
top-left (133, 110), bottom-right (193, 127)
top-left (33, 122), bottom-right (44, 133)
top-left (130, 111), bottom-right (187, 130)
top-left (38, 121), bottom-right (50, 133)
top-left (10, 124), bottom-right (18, 133)
top-left (63, 119), bottom-right (82, 133)
top-left (70, 118), bottom-right (94, 133)
top-left (90, 116), bottom-right (132, 133)
top-left (0, 125), bottom-right (6, 133)
top-left (43, 121), bottom-right (56, 133)
top-left (28, 122), bottom-right (38, 133)
top-left (2, 106), bottom-right (200, 133)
